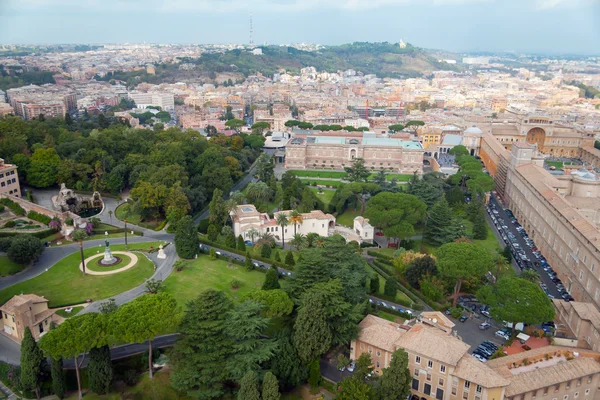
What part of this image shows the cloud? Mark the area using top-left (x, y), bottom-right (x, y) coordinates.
top-left (535, 0), bottom-right (599, 9)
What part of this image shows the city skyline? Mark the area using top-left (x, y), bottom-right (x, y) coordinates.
top-left (1, 0), bottom-right (599, 54)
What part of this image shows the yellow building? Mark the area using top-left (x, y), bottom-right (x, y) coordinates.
top-left (0, 294), bottom-right (59, 342)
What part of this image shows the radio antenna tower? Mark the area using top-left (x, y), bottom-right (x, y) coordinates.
top-left (249, 14), bottom-right (254, 46)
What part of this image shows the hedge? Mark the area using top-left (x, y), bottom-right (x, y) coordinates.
top-left (26, 210), bottom-right (51, 225)
top-left (0, 198), bottom-right (25, 216)
top-left (375, 291), bottom-right (413, 309)
top-left (372, 259), bottom-right (394, 276)
top-left (367, 249), bottom-right (394, 262)
top-left (92, 228), bottom-right (144, 236)
top-left (198, 246), bottom-right (268, 275)
top-left (0, 228), bottom-right (55, 239)
top-left (372, 303), bottom-right (414, 320)
top-left (198, 236), bottom-right (289, 271)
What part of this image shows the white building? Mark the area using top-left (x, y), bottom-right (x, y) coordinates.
top-left (353, 217), bottom-right (374, 243)
top-left (128, 92), bottom-right (175, 111)
top-left (230, 205), bottom-right (335, 243)
top-left (344, 118), bottom-right (370, 129)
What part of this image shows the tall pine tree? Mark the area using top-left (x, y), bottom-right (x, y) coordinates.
top-left (170, 290), bottom-right (233, 399)
top-left (425, 197), bottom-right (463, 246)
top-left (20, 327), bottom-right (45, 399)
top-left (472, 206), bottom-right (488, 240)
top-left (262, 371), bottom-right (281, 400)
top-left (174, 215), bottom-right (200, 259)
top-left (237, 370), bottom-right (260, 400)
top-left (88, 345), bottom-right (113, 395)
top-left (50, 356), bottom-right (65, 399)
top-left (270, 331), bottom-right (308, 390)
top-left (262, 266), bottom-right (281, 290)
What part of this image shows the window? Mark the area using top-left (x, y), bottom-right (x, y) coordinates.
top-left (427, 373), bottom-right (432, 381)
top-left (574, 392), bottom-right (579, 399)
top-left (465, 381), bottom-right (471, 390)
top-left (436, 388), bottom-right (444, 400)
top-left (428, 360), bottom-right (433, 369)
top-left (452, 387), bottom-right (457, 396)
top-left (414, 368), bottom-right (419, 377)
top-left (452, 377), bottom-right (458, 386)
top-left (360, 344), bottom-right (364, 350)
top-left (476, 385), bottom-right (482, 393)
top-left (587, 376), bottom-right (592, 384)
top-left (376, 351), bottom-right (381, 357)
top-left (412, 379), bottom-right (420, 391)
top-left (563, 396), bottom-right (568, 400)
top-left (439, 378), bottom-right (444, 386)
top-left (463, 393), bottom-right (468, 400)
top-left (440, 365), bottom-right (446, 373)
top-left (424, 383), bottom-right (431, 396)
top-left (577, 379), bottom-right (581, 386)
top-left (585, 389), bottom-right (590, 395)
top-left (376, 361), bottom-right (380, 368)
top-left (416, 356), bottom-right (421, 364)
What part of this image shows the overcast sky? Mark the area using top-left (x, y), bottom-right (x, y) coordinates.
top-left (1, 0), bottom-right (599, 54)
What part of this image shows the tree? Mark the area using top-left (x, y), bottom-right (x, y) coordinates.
top-left (437, 242), bottom-right (492, 305)
top-left (256, 153), bottom-right (275, 183)
top-left (449, 145), bottom-right (469, 157)
top-left (40, 314), bottom-right (109, 400)
top-left (145, 278), bottom-right (164, 294)
top-left (174, 215), bottom-right (199, 259)
top-left (112, 293), bottom-right (178, 379)
top-left (225, 118), bottom-right (245, 132)
top-left (502, 245), bottom-right (513, 263)
top-left (262, 265), bottom-right (281, 290)
top-left (238, 370), bottom-right (261, 400)
top-left (369, 275), bottom-right (380, 294)
top-left (284, 119), bottom-right (300, 127)
top-left (225, 301), bottom-right (277, 380)
top-left (364, 192), bottom-right (426, 244)
top-left (384, 278), bottom-right (398, 298)
top-left (99, 298), bottom-right (118, 314)
top-left (376, 348), bottom-right (411, 400)
top-left (208, 223), bottom-right (220, 241)
top-left (407, 173), bottom-right (443, 208)
top-left (472, 206), bottom-right (488, 240)
top-left (425, 197), bottom-right (463, 246)
top-left (292, 289), bottom-right (332, 364)
top-left (21, 327), bottom-right (45, 399)
top-left (245, 181), bottom-right (272, 210)
top-left (285, 251), bottom-right (296, 267)
top-left (388, 124), bottom-right (405, 132)
top-left (477, 276), bottom-right (555, 328)
top-left (261, 243), bottom-right (272, 258)
top-left (271, 331), bottom-right (308, 390)
top-left (225, 231), bottom-right (236, 248)
top-left (71, 229), bottom-right (88, 276)
top-left (354, 352), bottom-right (375, 382)
top-left (7, 234), bottom-right (44, 265)
top-left (50, 354), bottom-right (65, 399)
top-left (262, 371), bottom-right (281, 400)
top-left (276, 213), bottom-right (289, 248)
top-left (521, 269), bottom-right (539, 283)
top-left (405, 120), bottom-right (425, 132)
top-left (165, 183), bottom-right (191, 224)
top-left (337, 376), bottom-right (375, 400)
top-left (170, 290), bottom-right (233, 399)
top-left (245, 251), bottom-right (253, 270)
top-left (405, 255), bottom-right (438, 289)
top-left (344, 158), bottom-right (370, 182)
top-left (27, 147), bottom-right (61, 188)
top-left (289, 210), bottom-right (303, 236)
top-left (238, 235), bottom-right (246, 251)
top-left (244, 289), bottom-right (293, 317)
top-left (251, 121), bottom-right (270, 135)
top-left (208, 188), bottom-right (227, 226)
top-left (308, 359), bottom-right (321, 391)
top-left (88, 345), bottom-right (112, 395)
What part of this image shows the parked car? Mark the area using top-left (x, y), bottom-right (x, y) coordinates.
top-left (347, 360), bottom-right (355, 372)
top-left (459, 315), bottom-right (468, 323)
top-left (472, 353), bottom-right (487, 363)
top-left (479, 322), bottom-right (491, 330)
top-left (244, 240), bottom-right (253, 246)
top-left (495, 330), bottom-right (510, 340)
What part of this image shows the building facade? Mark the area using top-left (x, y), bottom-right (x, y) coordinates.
top-left (553, 300), bottom-right (600, 351)
top-left (0, 158), bottom-right (20, 197)
top-left (0, 294), bottom-right (59, 342)
top-left (285, 132), bottom-right (424, 174)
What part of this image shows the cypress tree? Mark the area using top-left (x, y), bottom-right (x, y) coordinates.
top-left (245, 251), bottom-right (253, 270)
top-left (384, 278), bottom-right (398, 298)
top-left (50, 356), bottom-right (65, 399)
top-left (174, 216), bottom-right (200, 259)
top-left (425, 197), bottom-right (462, 246)
top-left (207, 223), bottom-right (219, 242)
top-left (472, 207), bottom-right (488, 240)
top-left (261, 243), bottom-right (272, 258)
top-left (225, 231), bottom-right (236, 249)
top-left (377, 348), bottom-right (411, 400)
top-left (88, 345), bottom-right (113, 395)
top-left (370, 275), bottom-right (380, 294)
top-left (273, 250), bottom-right (281, 262)
top-left (262, 266), bottom-right (281, 290)
top-left (308, 360), bottom-right (321, 391)
top-left (285, 252), bottom-right (295, 267)
top-left (262, 371), bottom-right (281, 400)
top-left (237, 235), bottom-right (246, 251)
top-left (237, 370), bottom-right (260, 400)
top-left (20, 327), bottom-right (44, 399)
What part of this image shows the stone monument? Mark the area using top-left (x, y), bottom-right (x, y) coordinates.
top-left (157, 244), bottom-right (166, 259)
top-left (100, 240), bottom-right (117, 265)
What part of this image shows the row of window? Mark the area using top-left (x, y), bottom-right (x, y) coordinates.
top-left (415, 355), bottom-right (446, 374)
top-left (0, 170), bottom-right (16, 179)
top-left (0, 178), bottom-right (17, 187)
top-left (510, 388), bottom-right (591, 400)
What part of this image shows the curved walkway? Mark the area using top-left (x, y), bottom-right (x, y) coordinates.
top-left (80, 251), bottom-right (138, 275)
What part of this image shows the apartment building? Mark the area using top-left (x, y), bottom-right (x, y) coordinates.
top-left (128, 92), bottom-right (175, 111)
top-left (285, 131), bottom-right (424, 174)
top-left (352, 314), bottom-right (600, 400)
top-left (0, 158), bottom-right (21, 197)
top-left (6, 85), bottom-right (76, 120)
top-left (553, 300), bottom-right (600, 351)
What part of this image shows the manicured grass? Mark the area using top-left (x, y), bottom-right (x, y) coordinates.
top-left (55, 306), bottom-right (84, 318)
top-left (370, 248), bottom-right (397, 258)
top-left (163, 257), bottom-right (268, 307)
top-left (545, 161), bottom-right (578, 170)
top-left (368, 173), bottom-right (413, 182)
top-left (300, 178), bottom-right (342, 188)
top-left (377, 311), bottom-right (401, 322)
top-left (365, 264), bottom-right (411, 305)
top-left (336, 209), bottom-right (361, 227)
top-left (65, 369), bottom-right (192, 400)
top-left (310, 187), bottom-right (335, 209)
top-left (115, 202), bottom-right (163, 230)
top-left (290, 170), bottom-right (348, 179)
top-left (86, 254), bottom-right (133, 272)
top-left (0, 256), bottom-right (24, 277)
top-left (0, 243), bottom-right (160, 307)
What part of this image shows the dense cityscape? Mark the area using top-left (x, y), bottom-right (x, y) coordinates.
top-left (0, 4), bottom-right (600, 400)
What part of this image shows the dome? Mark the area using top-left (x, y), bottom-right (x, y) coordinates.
top-left (464, 125), bottom-right (483, 135)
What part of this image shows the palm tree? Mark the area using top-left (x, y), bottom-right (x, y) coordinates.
top-left (72, 229), bottom-right (88, 276)
top-left (275, 213), bottom-right (289, 248)
top-left (316, 238), bottom-right (325, 248)
top-left (246, 182), bottom-right (271, 210)
top-left (257, 232), bottom-right (276, 248)
top-left (247, 228), bottom-right (259, 243)
top-left (306, 232), bottom-right (320, 248)
top-left (107, 210), bottom-right (113, 223)
top-left (289, 210), bottom-right (303, 236)
top-left (290, 233), bottom-right (306, 251)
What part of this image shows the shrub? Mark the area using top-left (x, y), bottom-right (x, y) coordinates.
top-left (450, 307), bottom-right (462, 319)
top-left (0, 237), bottom-right (12, 251)
top-left (0, 205), bottom-right (4, 212)
top-left (123, 370), bottom-right (138, 386)
top-left (230, 278), bottom-right (242, 289)
top-left (64, 218), bottom-right (74, 226)
top-left (0, 198), bottom-right (25, 215)
top-left (174, 260), bottom-right (186, 272)
top-left (4, 220), bottom-right (16, 228)
top-left (197, 219), bottom-right (210, 234)
top-left (209, 248), bottom-right (216, 260)
top-left (26, 211), bottom-right (52, 225)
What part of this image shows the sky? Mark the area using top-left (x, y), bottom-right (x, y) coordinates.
top-left (0, 0), bottom-right (599, 54)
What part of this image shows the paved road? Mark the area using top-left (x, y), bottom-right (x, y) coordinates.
top-left (63, 334), bottom-right (179, 369)
top-left (487, 194), bottom-right (563, 299)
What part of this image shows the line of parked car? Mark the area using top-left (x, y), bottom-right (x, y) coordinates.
top-left (487, 204), bottom-right (574, 302)
top-left (198, 244), bottom-right (292, 276)
top-left (472, 340), bottom-right (499, 362)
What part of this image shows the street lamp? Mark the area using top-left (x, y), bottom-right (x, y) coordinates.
top-left (124, 218), bottom-right (128, 249)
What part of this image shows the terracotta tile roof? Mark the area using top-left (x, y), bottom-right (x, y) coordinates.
top-left (32, 308), bottom-right (55, 325)
top-left (357, 315), bottom-right (406, 352)
top-left (0, 294), bottom-right (48, 314)
top-left (554, 300), bottom-right (600, 330)
top-left (453, 354), bottom-right (510, 388)
top-left (394, 324), bottom-right (470, 366)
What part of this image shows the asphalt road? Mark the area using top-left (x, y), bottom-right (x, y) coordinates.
top-left (487, 194), bottom-right (563, 299)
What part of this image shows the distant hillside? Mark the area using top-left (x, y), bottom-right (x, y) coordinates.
top-left (180, 42), bottom-right (461, 79)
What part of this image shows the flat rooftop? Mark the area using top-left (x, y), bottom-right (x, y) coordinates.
top-left (362, 137), bottom-right (423, 149)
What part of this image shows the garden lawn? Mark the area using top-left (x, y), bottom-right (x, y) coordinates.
top-left (115, 202), bottom-right (163, 230)
top-left (0, 243), bottom-right (159, 307)
top-left (309, 187), bottom-right (335, 209)
top-left (365, 264), bottom-right (411, 305)
top-left (163, 257), bottom-right (268, 307)
top-left (55, 306), bottom-right (84, 318)
top-left (290, 170), bottom-right (347, 179)
top-left (299, 178), bottom-right (342, 188)
top-left (0, 256), bottom-right (24, 277)
top-left (367, 173), bottom-right (413, 182)
top-left (370, 248), bottom-right (396, 258)
top-left (336, 209), bottom-right (361, 227)
top-left (376, 311), bottom-right (399, 322)
top-left (86, 254), bottom-right (132, 272)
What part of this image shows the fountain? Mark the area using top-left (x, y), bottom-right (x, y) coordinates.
top-left (100, 240), bottom-right (118, 265)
